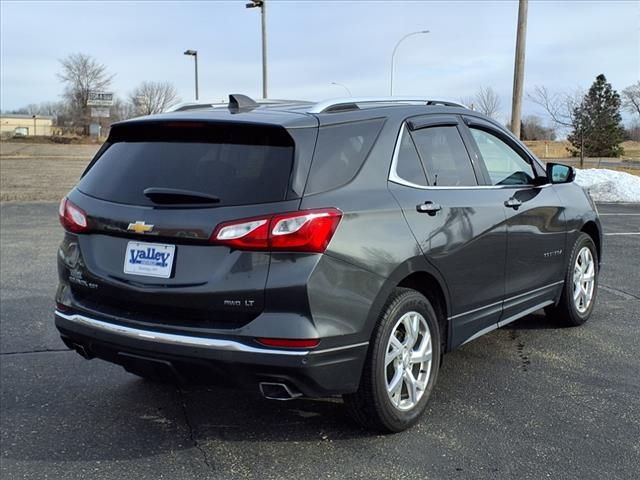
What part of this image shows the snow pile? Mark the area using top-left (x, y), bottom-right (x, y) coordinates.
top-left (574, 168), bottom-right (640, 203)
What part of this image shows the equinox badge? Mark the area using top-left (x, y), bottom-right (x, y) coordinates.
top-left (127, 221), bottom-right (154, 234)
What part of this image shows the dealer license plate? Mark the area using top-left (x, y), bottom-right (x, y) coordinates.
top-left (123, 241), bottom-right (175, 278)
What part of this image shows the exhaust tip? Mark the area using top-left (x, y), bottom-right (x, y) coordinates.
top-left (74, 343), bottom-right (94, 359)
top-left (259, 382), bottom-right (302, 401)
top-left (61, 337), bottom-right (94, 359)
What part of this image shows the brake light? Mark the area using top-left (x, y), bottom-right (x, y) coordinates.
top-left (59, 197), bottom-right (89, 233)
top-left (270, 209), bottom-right (341, 252)
top-left (55, 301), bottom-right (70, 312)
top-left (211, 208), bottom-right (342, 253)
top-left (256, 338), bottom-right (320, 349)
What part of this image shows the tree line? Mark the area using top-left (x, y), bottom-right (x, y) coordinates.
top-left (529, 75), bottom-right (638, 157)
top-left (464, 75), bottom-right (639, 157)
top-left (5, 53), bottom-right (640, 158)
top-left (5, 53), bottom-right (180, 134)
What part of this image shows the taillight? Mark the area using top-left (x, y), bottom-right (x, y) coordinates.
top-left (59, 197), bottom-right (89, 233)
top-left (55, 301), bottom-right (70, 312)
top-left (256, 338), bottom-right (320, 349)
top-left (210, 208), bottom-right (342, 253)
top-left (270, 209), bottom-right (341, 252)
top-left (212, 217), bottom-right (269, 250)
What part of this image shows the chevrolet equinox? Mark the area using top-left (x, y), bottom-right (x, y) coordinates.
top-left (55, 95), bottom-right (602, 432)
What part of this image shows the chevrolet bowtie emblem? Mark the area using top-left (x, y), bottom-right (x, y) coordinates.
top-left (127, 221), bottom-right (154, 234)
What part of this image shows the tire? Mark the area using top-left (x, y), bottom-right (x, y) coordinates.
top-left (545, 233), bottom-right (598, 327)
top-left (344, 288), bottom-right (441, 433)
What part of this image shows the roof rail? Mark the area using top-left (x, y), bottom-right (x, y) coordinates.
top-left (166, 98), bottom-right (313, 113)
top-left (166, 102), bottom-right (226, 112)
top-left (307, 97), bottom-right (466, 114)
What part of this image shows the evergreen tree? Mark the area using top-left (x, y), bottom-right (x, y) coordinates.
top-left (568, 74), bottom-right (625, 158)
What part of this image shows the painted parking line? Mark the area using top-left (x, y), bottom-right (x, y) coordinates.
top-left (604, 232), bottom-right (640, 236)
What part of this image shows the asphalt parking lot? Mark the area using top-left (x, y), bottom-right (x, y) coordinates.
top-left (1, 202), bottom-right (638, 480)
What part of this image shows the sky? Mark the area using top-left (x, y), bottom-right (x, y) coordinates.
top-left (1, 0), bottom-right (638, 124)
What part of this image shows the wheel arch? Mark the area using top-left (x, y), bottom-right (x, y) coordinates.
top-left (364, 256), bottom-right (451, 352)
top-left (397, 272), bottom-right (449, 352)
top-left (581, 220), bottom-right (602, 265)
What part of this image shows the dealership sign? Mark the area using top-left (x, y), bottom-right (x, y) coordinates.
top-left (91, 107), bottom-right (110, 118)
top-left (87, 92), bottom-right (114, 107)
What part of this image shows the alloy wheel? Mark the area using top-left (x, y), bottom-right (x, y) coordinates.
top-left (384, 311), bottom-right (432, 411)
top-left (573, 246), bottom-right (595, 314)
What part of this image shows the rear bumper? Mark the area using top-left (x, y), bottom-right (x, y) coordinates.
top-left (54, 310), bottom-right (368, 397)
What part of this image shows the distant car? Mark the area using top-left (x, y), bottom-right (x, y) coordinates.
top-left (14, 127), bottom-right (28, 137)
top-left (55, 95), bottom-right (602, 432)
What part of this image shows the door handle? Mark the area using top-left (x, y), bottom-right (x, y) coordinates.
top-left (416, 201), bottom-right (442, 216)
top-left (504, 197), bottom-right (522, 209)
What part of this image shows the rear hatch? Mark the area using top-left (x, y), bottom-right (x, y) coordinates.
top-left (64, 120), bottom-right (305, 332)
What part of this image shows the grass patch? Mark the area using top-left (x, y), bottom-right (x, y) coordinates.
top-left (621, 141), bottom-right (640, 160)
top-left (1, 135), bottom-right (104, 145)
top-left (524, 140), bottom-right (640, 160)
top-left (524, 140), bottom-right (571, 158)
top-left (0, 156), bottom-right (90, 202)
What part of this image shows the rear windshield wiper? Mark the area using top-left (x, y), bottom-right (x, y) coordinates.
top-left (143, 187), bottom-right (221, 205)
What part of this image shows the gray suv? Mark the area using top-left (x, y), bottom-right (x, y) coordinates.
top-left (55, 95), bottom-right (602, 432)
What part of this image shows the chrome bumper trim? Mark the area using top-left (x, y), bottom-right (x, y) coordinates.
top-left (55, 311), bottom-right (367, 356)
top-left (309, 341), bottom-right (369, 355)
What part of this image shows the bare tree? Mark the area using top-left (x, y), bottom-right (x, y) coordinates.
top-left (29, 105), bottom-right (40, 115)
top-left (621, 81), bottom-right (640, 117)
top-left (5, 107), bottom-right (29, 115)
top-left (130, 81), bottom-right (180, 116)
top-left (25, 104), bottom-right (41, 115)
top-left (474, 86), bottom-right (501, 118)
top-left (459, 96), bottom-right (476, 111)
top-left (526, 85), bottom-right (584, 129)
top-left (10, 102), bottom-right (65, 120)
top-left (625, 121), bottom-right (640, 141)
top-left (521, 115), bottom-right (556, 141)
top-left (38, 101), bottom-right (67, 122)
top-left (111, 97), bottom-right (136, 122)
top-left (57, 53), bottom-right (114, 131)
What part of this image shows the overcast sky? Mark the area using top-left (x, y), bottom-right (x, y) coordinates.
top-left (1, 0), bottom-right (638, 123)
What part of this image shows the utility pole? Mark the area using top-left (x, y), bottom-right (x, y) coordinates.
top-left (246, 0), bottom-right (268, 98)
top-left (510, 0), bottom-right (528, 139)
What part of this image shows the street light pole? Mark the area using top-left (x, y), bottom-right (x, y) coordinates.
top-left (246, 0), bottom-right (268, 99)
top-left (330, 82), bottom-right (352, 96)
top-left (183, 49), bottom-right (199, 101)
top-left (390, 30), bottom-right (429, 96)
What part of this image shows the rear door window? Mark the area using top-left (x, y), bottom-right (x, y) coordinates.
top-left (394, 127), bottom-right (429, 187)
top-left (78, 123), bottom-right (295, 207)
top-left (409, 126), bottom-right (478, 186)
top-left (305, 118), bottom-right (384, 195)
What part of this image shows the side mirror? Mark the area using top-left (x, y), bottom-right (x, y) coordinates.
top-left (547, 163), bottom-right (575, 184)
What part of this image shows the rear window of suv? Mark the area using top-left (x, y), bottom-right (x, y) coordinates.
top-left (78, 122), bottom-right (295, 207)
top-left (305, 118), bottom-right (384, 195)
